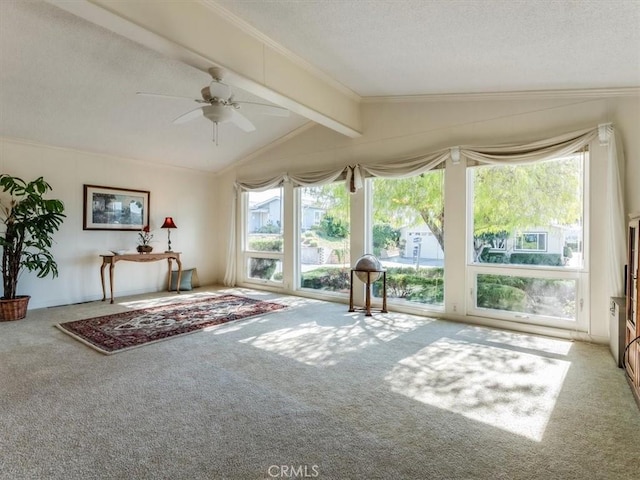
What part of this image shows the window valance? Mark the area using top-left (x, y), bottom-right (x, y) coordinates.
top-left (235, 124), bottom-right (608, 194)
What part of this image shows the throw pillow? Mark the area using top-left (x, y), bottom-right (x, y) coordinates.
top-left (170, 268), bottom-right (193, 291)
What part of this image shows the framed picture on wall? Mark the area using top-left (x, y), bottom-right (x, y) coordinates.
top-left (83, 185), bottom-right (150, 231)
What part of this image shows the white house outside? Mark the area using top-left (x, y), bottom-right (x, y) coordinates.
top-left (249, 196), bottom-right (324, 233)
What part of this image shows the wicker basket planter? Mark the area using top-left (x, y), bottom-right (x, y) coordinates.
top-left (0, 295), bottom-right (31, 321)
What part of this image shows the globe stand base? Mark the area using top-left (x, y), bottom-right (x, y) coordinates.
top-left (348, 269), bottom-right (387, 316)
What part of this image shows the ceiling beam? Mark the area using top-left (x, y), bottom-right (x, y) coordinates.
top-left (48, 0), bottom-right (362, 138)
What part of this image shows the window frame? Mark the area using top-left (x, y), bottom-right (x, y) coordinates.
top-left (366, 173), bottom-right (446, 312)
top-left (514, 231), bottom-right (548, 252)
top-left (294, 183), bottom-right (352, 299)
top-left (240, 188), bottom-right (285, 288)
top-left (465, 150), bottom-right (589, 330)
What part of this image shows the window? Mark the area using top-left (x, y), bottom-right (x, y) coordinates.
top-left (514, 232), bottom-right (547, 252)
top-left (243, 188), bottom-right (284, 284)
top-left (297, 183), bottom-right (351, 294)
top-left (475, 273), bottom-right (577, 320)
top-left (369, 170), bottom-right (445, 307)
top-left (468, 151), bottom-right (587, 328)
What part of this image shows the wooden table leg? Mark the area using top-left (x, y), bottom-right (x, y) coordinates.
top-left (175, 257), bottom-right (182, 294)
top-left (381, 271), bottom-right (388, 313)
top-left (108, 262), bottom-right (115, 304)
top-left (348, 270), bottom-right (355, 312)
top-left (365, 275), bottom-right (372, 316)
top-left (100, 260), bottom-right (107, 302)
top-left (166, 257), bottom-right (183, 293)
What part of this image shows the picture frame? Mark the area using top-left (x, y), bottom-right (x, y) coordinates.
top-left (83, 185), bottom-right (150, 231)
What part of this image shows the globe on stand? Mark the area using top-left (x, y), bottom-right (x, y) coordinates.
top-left (354, 254), bottom-right (382, 283)
top-left (349, 254), bottom-right (387, 316)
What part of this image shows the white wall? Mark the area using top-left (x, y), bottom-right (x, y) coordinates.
top-left (215, 93), bottom-right (640, 342)
top-left (1, 137), bottom-right (217, 309)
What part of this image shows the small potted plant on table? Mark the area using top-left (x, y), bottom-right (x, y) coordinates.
top-left (137, 225), bottom-right (153, 253)
top-left (0, 175), bottom-right (65, 321)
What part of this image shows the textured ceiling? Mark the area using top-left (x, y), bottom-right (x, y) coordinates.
top-left (215, 0), bottom-right (640, 96)
top-left (0, 0), bottom-right (638, 174)
top-left (0, 0), bottom-right (308, 173)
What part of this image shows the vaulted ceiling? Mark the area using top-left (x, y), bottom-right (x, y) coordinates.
top-left (1, 0), bottom-right (638, 173)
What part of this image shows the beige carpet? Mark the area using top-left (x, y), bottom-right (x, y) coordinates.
top-left (1, 286), bottom-right (638, 480)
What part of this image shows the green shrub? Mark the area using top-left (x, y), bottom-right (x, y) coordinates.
top-left (318, 215), bottom-right (348, 239)
top-left (477, 282), bottom-right (526, 311)
top-left (373, 224), bottom-right (401, 250)
top-left (476, 274), bottom-right (576, 317)
top-left (479, 250), bottom-right (509, 263)
top-left (371, 267), bottom-right (444, 305)
top-left (249, 238), bottom-right (283, 252)
top-left (255, 221), bottom-right (281, 234)
top-left (509, 253), bottom-right (563, 266)
top-left (299, 265), bottom-right (445, 304)
top-left (380, 273), bottom-right (416, 298)
top-left (300, 267), bottom-right (350, 291)
top-left (407, 277), bottom-right (444, 304)
top-left (249, 258), bottom-right (278, 280)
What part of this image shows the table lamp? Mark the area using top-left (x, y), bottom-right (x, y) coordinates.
top-left (161, 217), bottom-right (177, 252)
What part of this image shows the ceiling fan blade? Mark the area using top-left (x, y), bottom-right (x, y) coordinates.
top-left (229, 109), bottom-right (256, 132)
top-left (237, 101), bottom-right (290, 117)
top-left (173, 107), bottom-right (204, 124)
top-left (136, 92), bottom-right (205, 103)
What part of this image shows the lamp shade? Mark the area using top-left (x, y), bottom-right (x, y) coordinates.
top-left (161, 217), bottom-right (177, 229)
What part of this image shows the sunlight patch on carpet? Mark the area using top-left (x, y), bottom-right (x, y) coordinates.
top-left (117, 292), bottom-right (219, 310)
top-left (240, 313), bottom-right (427, 366)
top-left (457, 326), bottom-right (573, 355)
top-left (385, 337), bottom-right (570, 441)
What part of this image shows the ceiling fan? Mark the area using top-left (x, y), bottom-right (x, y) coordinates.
top-left (136, 66), bottom-right (289, 145)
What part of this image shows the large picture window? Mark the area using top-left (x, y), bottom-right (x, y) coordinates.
top-left (228, 125), bottom-right (615, 338)
top-left (468, 151), bottom-right (587, 327)
top-left (243, 188), bottom-right (284, 284)
top-left (369, 169), bottom-right (445, 307)
top-left (297, 183), bottom-right (351, 295)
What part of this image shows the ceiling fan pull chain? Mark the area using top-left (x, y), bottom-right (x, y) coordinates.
top-left (213, 121), bottom-right (219, 146)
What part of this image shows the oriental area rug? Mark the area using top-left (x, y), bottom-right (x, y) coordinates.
top-left (56, 294), bottom-right (286, 355)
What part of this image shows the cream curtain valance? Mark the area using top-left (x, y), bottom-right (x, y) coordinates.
top-left (235, 174), bottom-right (288, 192)
top-left (234, 126), bottom-right (604, 194)
top-left (460, 126), bottom-right (598, 165)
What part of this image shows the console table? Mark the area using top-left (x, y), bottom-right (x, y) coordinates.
top-left (100, 252), bottom-right (182, 304)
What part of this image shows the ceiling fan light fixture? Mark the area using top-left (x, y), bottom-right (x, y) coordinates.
top-left (141, 65), bottom-right (281, 146)
top-left (203, 104), bottom-right (233, 123)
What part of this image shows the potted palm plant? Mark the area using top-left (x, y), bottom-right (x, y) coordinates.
top-left (0, 174), bottom-right (65, 321)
